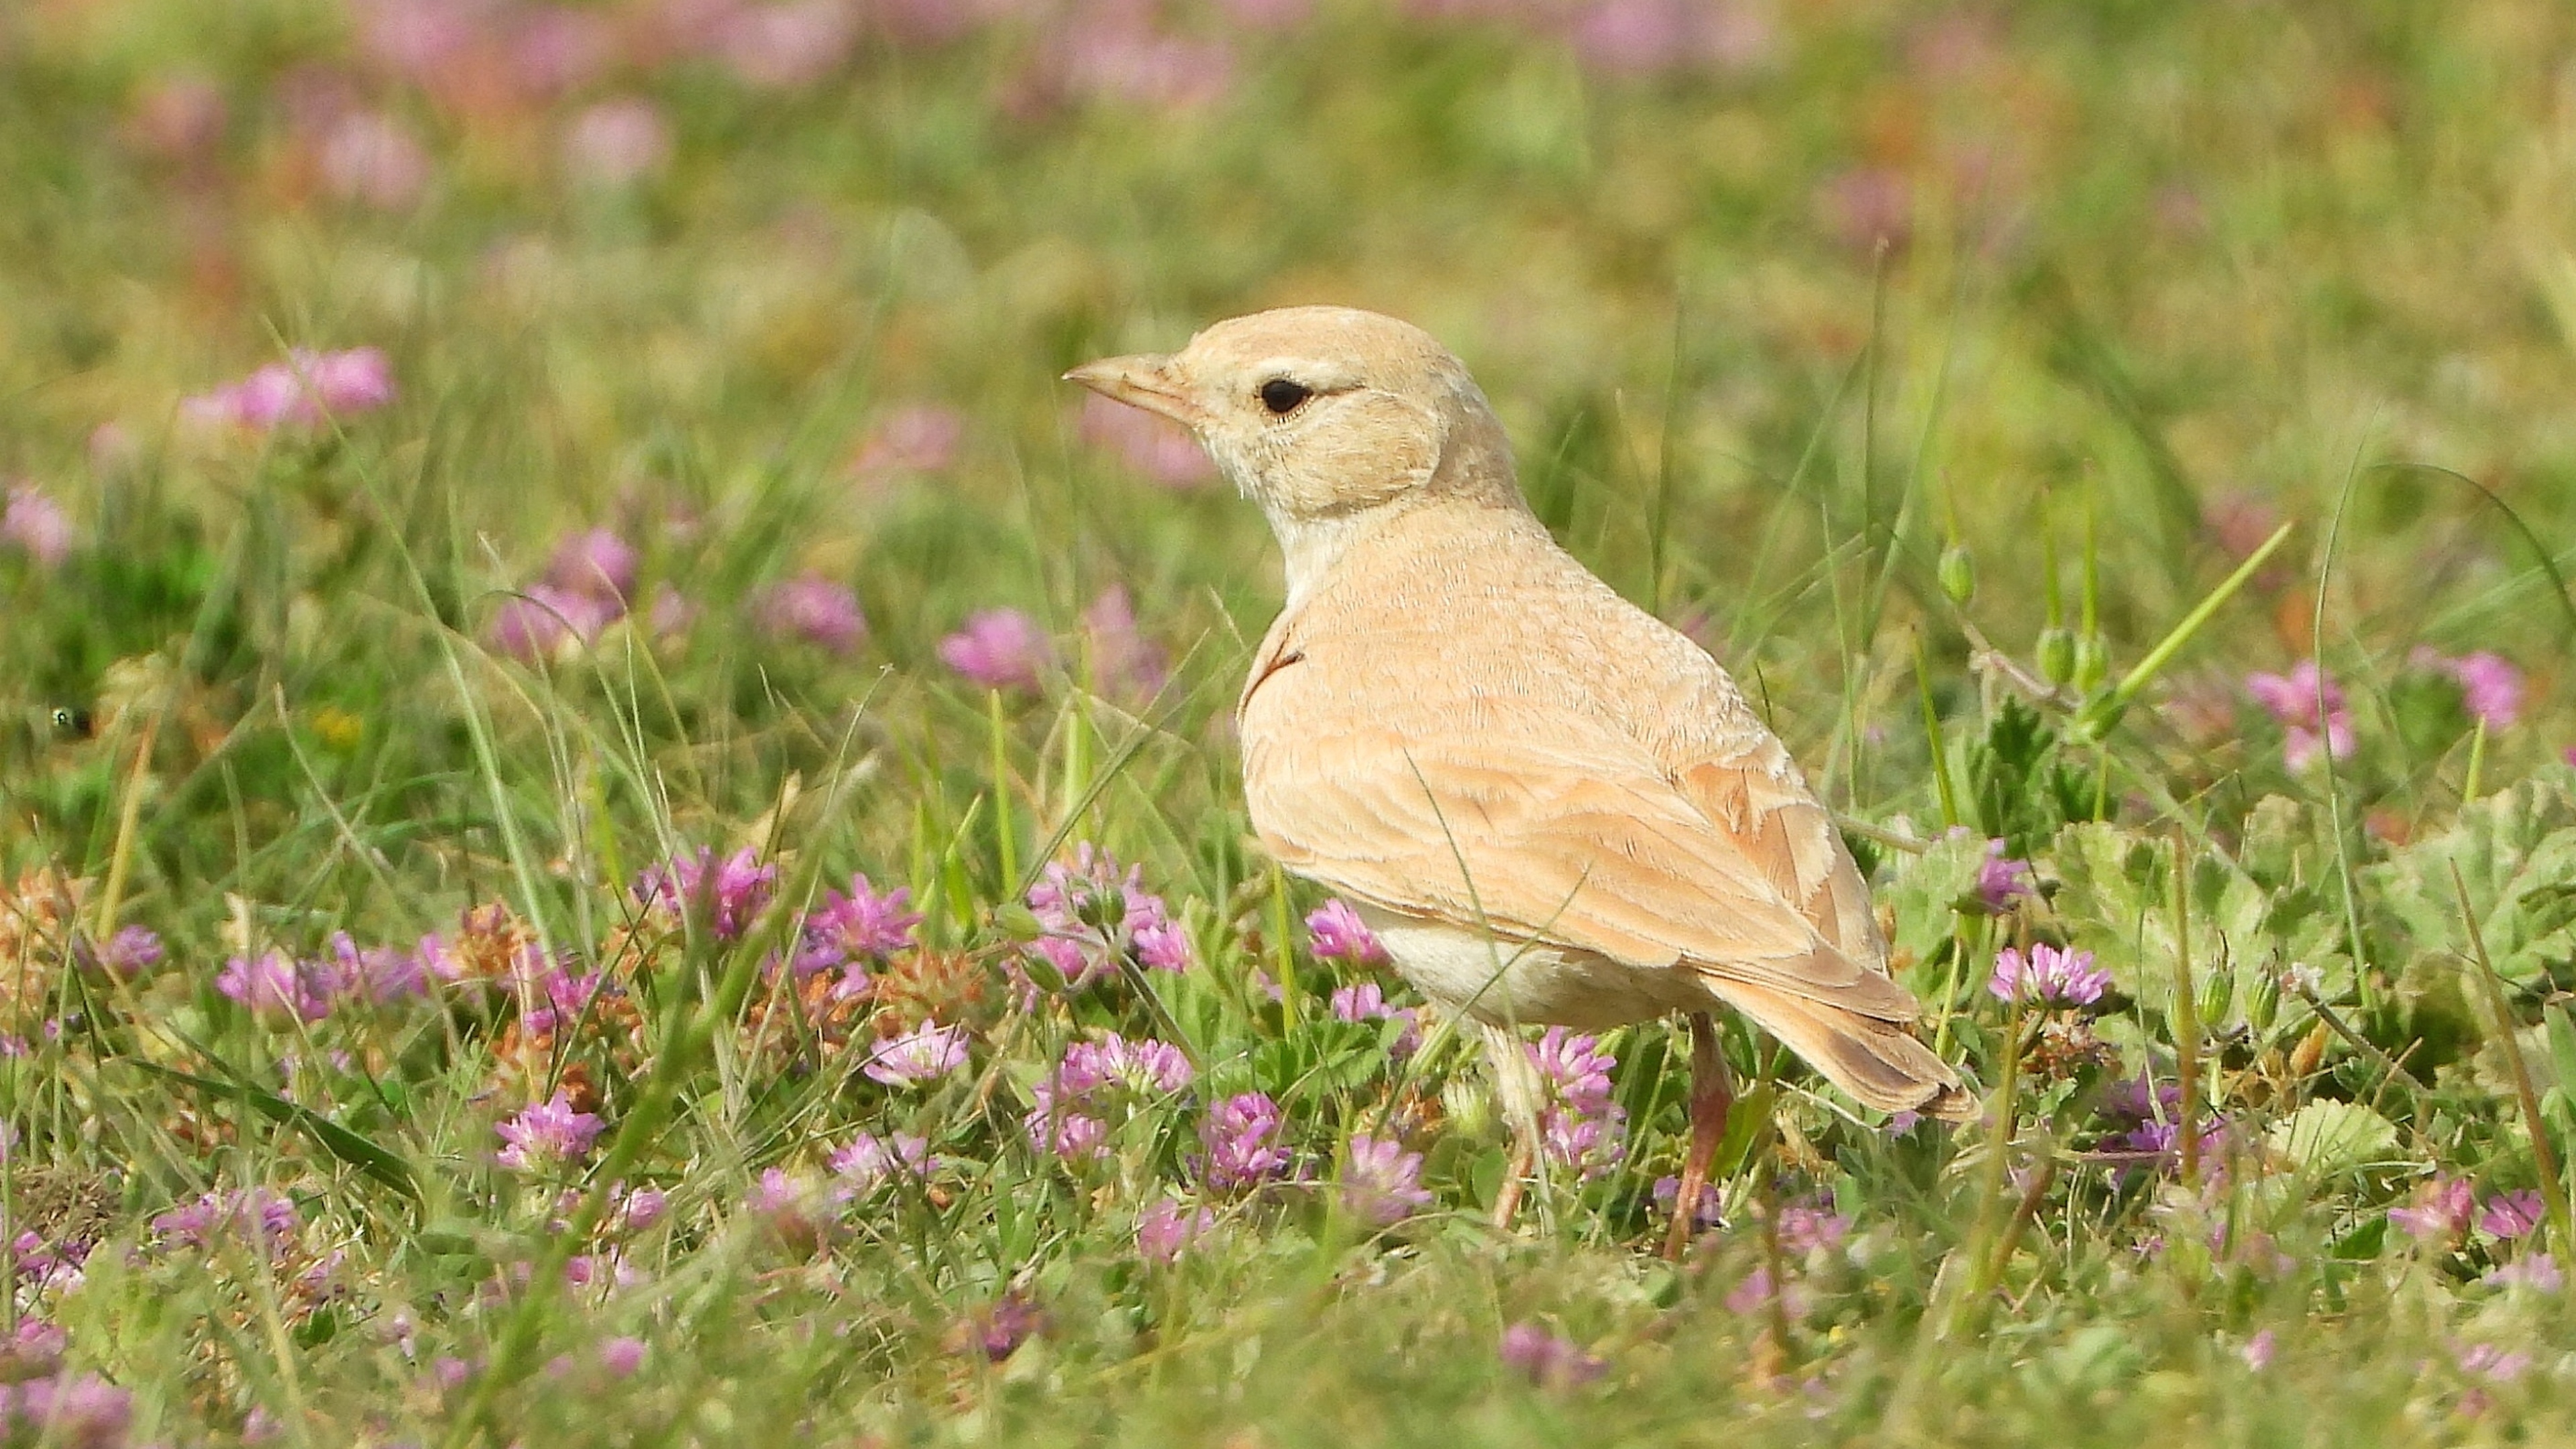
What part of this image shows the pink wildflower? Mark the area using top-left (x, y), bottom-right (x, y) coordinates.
top-left (496, 1092), bottom-right (605, 1172)
top-left (1988, 942), bottom-right (2110, 1008)
top-left (1081, 586), bottom-right (1168, 698)
top-left (1330, 981), bottom-right (1421, 1057)
top-left (2245, 662), bottom-right (2357, 771)
top-left (2485, 1253), bottom-right (2564, 1293)
top-left (2390, 1177), bottom-right (2477, 1242)
top-left (319, 111), bottom-right (430, 210)
top-left (720, 0), bottom-right (859, 88)
top-left (182, 347), bottom-right (396, 430)
top-left (545, 528), bottom-right (639, 604)
top-left (829, 1131), bottom-right (931, 1196)
top-left (860, 1021), bottom-right (969, 1086)
top-left (1024, 843), bottom-right (1192, 985)
top-left (1, 486), bottom-right (72, 567)
top-left (634, 845), bottom-right (775, 942)
top-left (2478, 1190), bottom-right (2545, 1241)
top-left (487, 584), bottom-right (621, 661)
top-left (2412, 649), bottom-right (2525, 731)
top-left (1339, 1133), bottom-right (1432, 1226)
top-left (598, 1337), bottom-right (646, 1378)
top-left (217, 951), bottom-right (339, 1024)
top-left (796, 872), bottom-right (919, 979)
top-left (1976, 841), bottom-right (2037, 910)
top-left (563, 99), bottom-right (672, 187)
top-left (753, 572), bottom-right (867, 653)
top-left (957, 1291), bottom-right (1044, 1361)
top-left (1305, 899), bottom-right (1387, 965)
top-left (1136, 1198), bottom-right (1217, 1263)
top-left (938, 608), bottom-right (1052, 692)
top-left (152, 1187), bottom-right (299, 1253)
top-left (1198, 1091), bottom-right (1293, 1191)
top-left (2241, 1330), bottom-right (2275, 1371)
top-left (1499, 1322), bottom-right (1605, 1389)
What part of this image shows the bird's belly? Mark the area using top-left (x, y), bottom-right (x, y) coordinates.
top-left (1353, 904), bottom-right (1709, 1032)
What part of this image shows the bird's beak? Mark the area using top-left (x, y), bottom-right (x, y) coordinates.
top-left (1063, 354), bottom-right (1203, 428)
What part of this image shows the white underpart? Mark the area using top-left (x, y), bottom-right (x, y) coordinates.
top-left (1353, 903), bottom-right (1712, 1032)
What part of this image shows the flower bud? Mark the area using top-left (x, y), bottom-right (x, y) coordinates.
top-left (2037, 627), bottom-right (2076, 687)
top-left (1938, 544), bottom-right (1976, 606)
top-left (2073, 633), bottom-right (2110, 693)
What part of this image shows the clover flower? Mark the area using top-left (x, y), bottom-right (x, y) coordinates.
top-left (2390, 1176), bottom-right (2477, 1242)
top-left (182, 347), bottom-right (394, 429)
top-left (1024, 843), bottom-right (1192, 985)
top-left (2479, 1189), bottom-right (2545, 1240)
top-left (1136, 1199), bottom-right (1217, 1263)
top-left (545, 527), bottom-right (639, 604)
top-left (1988, 942), bottom-right (2109, 1008)
top-left (635, 845), bottom-right (775, 943)
top-left (1024, 1030), bottom-right (1193, 1163)
top-left (496, 1092), bottom-right (606, 1173)
top-left (2412, 649), bottom-right (2525, 731)
top-left (849, 403), bottom-right (964, 482)
top-left (216, 951), bottom-right (339, 1024)
top-left (1499, 1322), bottom-right (1605, 1389)
top-left (1527, 1026), bottom-right (1626, 1177)
top-left (152, 1187), bottom-right (300, 1254)
top-left (1330, 981), bottom-right (1421, 1057)
top-left (1306, 899), bottom-right (1387, 965)
top-left (860, 1021), bottom-right (969, 1086)
top-left (2245, 662), bottom-right (2356, 771)
top-left (796, 871), bottom-right (920, 986)
top-left (753, 573), bottom-right (867, 653)
top-left (938, 608), bottom-right (1052, 692)
top-left (1, 486), bottom-right (71, 568)
top-left (1082, 586), bottom-right (1169, 698)
top-left (92, 926), bottom-right (163, 979)
top-left (830, 1132), bottom-right (932, 1197)
top-left (1338, 1133), bottom-right (1432, 1226)
top-left (1976, 841), bottom-right (2037, 910)
top-left (1198, 1091), bottom-right (1294, 1191)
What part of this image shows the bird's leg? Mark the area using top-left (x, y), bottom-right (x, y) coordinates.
top-left (1477, 1020), bottom-right (1544, 1230)
top-left (1662, 1011), bottom-right (1733, 1261)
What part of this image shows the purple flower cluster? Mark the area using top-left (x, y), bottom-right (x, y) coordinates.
top-left (1330, 982), bottom-right (1422, 1058)
top-left (794, 872), bottom-right (920, 990)
top-left (496, 1091), bottom-right (606, 1173)
top-left (2245, 662), bottom-right (2356, 771)
top-left (1197, 1091), bottom-right (1295, 1191)
top-left (753, 572), bottom-right (867, 654)
top-left (1338, 1132), bottom-right (1433, 1226)
top-left (1988, 942), bottom-right (2110, 1008)
top-left (2412, 648), bottom-right (2526, 731)
top-left (487, 526), bottom-right (647, 662)
top-left (830, 1131), bottom-right (932, 1197)
top-left (634, 845), bottom-right (776, 943)
top-left (1024, 843), bottom-right (1193, 987)
top-left (1024, 1030), bottom-right (1194, 1163)
top-left (152, 1187), bottom-right (301, 1254)
top-left (217, 931), bottom-right (439, 1024)
top-left (1527, 1027), bottom-right (1626, 1178)
top-left (2094, 1076), bottom-right (2223, 1174)
top-left (1305, 899), bottom-right (1387, 965)
top-left (939, 608), bottom-right (1052, 692)
top-left (1, 485), bottom-right (72, 568)
top-left (0, 1372), bottom-right (131, 1449)
top-left (860, 1022), bottom-right (969, 1087)
top-left (1499, 1322), bottom-right (1605, 1389)
top-left (181, 347), bottom-right (394, 431)
top-left (1976, 840), bottom-right (2037, 911)
top-left (1136, 1198), bottom-right (1218, 1263)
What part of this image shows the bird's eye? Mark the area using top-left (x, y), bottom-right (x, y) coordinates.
top-left (1258, 378), bottom-right (1312, 415)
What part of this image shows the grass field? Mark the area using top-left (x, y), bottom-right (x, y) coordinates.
top-left (5, 0), bottom-right (2576, 1443)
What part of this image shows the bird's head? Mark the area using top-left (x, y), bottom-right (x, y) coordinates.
top-left (1065, 306), bottom-right (1522, 532)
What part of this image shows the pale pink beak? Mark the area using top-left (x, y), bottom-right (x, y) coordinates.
top-left (1063, 354), bottom-right (1204, 428)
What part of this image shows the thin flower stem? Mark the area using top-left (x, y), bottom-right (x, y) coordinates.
top-left (2462, 717), bottom-right (2489, 804)
top-left (2451, 862), bottom-right (2573, 1263)
top-left (2171, 831), bottom-right (2202, 1192)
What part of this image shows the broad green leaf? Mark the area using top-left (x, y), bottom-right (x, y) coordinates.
top-left (1880, 828), bottom-right (1990, 971)
top-left (2267, 1099), bottom-right (2403, 1177)
top-left (2365, 771), bottom-right (2576, 995)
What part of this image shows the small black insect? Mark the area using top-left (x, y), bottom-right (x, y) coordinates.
top-left (50, 706), bottom-right (94, 737)
top-left (1259, 378), bottom-right (1312, 415)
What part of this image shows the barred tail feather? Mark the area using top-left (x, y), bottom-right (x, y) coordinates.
top-left (1709, 976), bottom-right (1976, 1122)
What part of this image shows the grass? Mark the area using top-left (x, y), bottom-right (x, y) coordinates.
top-left (5, 0), bottom-right (2576, 1443)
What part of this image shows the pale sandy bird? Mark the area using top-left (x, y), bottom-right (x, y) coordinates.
top-left (1068, 306), bottom-right (1971, 1255)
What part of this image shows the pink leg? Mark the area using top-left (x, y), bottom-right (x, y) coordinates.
top-left (1662, 1012), bottom-right (1733, 1261)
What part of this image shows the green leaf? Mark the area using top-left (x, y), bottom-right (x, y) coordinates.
top-left (2365, 772), bottom-right (2576, 995)
top-left (1880, 828), bottom-right (1990, 970)
top-left (2267, 1100), bottom-right (2403, 1177)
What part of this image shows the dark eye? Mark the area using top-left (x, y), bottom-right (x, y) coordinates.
top-left (1258, 378), bottom-right (1311, 415)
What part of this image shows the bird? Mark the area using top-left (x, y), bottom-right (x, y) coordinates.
top-left (1067, 306), bottom-right (1972, 1256)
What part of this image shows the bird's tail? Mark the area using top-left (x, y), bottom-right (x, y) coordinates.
top-left (1706, 976), bottom-right (1976, 1122)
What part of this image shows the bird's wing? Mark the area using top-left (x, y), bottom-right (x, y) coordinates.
top-left (1664, 731), bottom-right (1890, 973)
top-left (1240, 694), bottom-right (1919, 1024)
